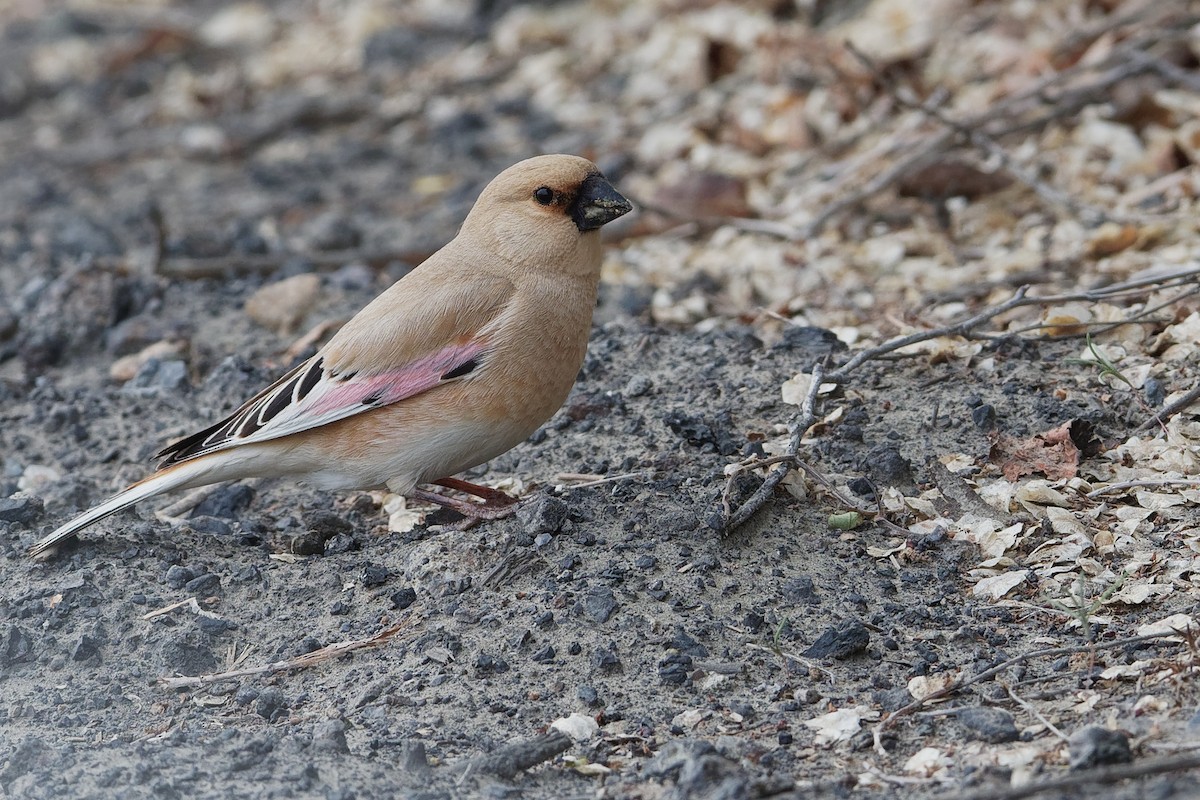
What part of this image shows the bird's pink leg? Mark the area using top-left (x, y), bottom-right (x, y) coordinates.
top-left (434, 477), bottom-right (518, 507)
top-left (411, 478), bottom-right (519, 528)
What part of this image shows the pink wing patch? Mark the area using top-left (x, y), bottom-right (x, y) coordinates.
top-left (311, 341), bottom-right (484, 415)
top-left (156, 338), bottom-right (487, 467)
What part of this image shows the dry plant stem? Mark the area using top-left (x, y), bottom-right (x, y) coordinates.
top-left (797, 17), bottom-right (1182, 239)
top-left (846, 44), bottom-right (1110, 226)
top-left (160, 620), bottom-right (409, 689)
top-left (1087, 478), bottom-right (1200, 497)
top-left (826, 286), bottom-right (1030, 383)
top-left (1002, 682), bottom-right (1068, 741)
top-left (799, 129), bottom-right (952, 239)
top-left (720, 363), bottom-right (824, 530)
top-left (1136, 384), bottom-right (1200, 433)
top-left (827, 269), bottom-right (1200, 384)
top-left (872, 631), bottom-right (1181, 755)
top-left (934, 752), bottom-right (1200, 800)
top-left (1128, 48), bottom-right (1200, 93)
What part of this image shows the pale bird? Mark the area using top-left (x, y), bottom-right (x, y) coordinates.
top-left (29, 154), bottom-right (632, 558)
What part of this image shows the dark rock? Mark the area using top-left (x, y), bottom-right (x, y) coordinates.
top-left (847, 477), bottom-right (876, 499)
top-left (288, 530), bottom-right (330, 555)
top-left (865, 446), bottom-right (915, 488)
top-left (646, 737), bottom-right (752, 798)
top-left (781, 576), bottom-right (819, 605)
top-left (971, 403), bottom-right (996, 430)
top-left (663, 410), bottom-right (739, 456)
top-left (802, 620), bottom-right (869, 660)
top-left (70, 634), bottom-right (101, 662)
top-left (474, 652), bottom-right (509, 674)
top-left (635, 555), bottom-right (657, 570)
top-left (1069, 725), bottom-right (1133, 770)
top-left (400, 740), bottom-right (432, 777)
top-left (582, 586), bottom-right (618, 623)
top-left (0, 495), bottom-right (43, 524)
top-left (1144, 377), bottom-right (1166, 407)
top-left (312, 719), bottom-right (350, 754)
top-left (184, 573), bottom-right (221, 595)
top-left (517, 494), bottom-right (568, 536)
top-left (164, 565), bottom-right (195, 590)
top-left (155, 635), bottom-right (217, 676)
top-left (235, 686), bottom-right (260, 706)
top-left (361, 563), bottom-right (390, 587)
top-left (307, 213), bottom-right (362, 251)
top-left (127, 359), bottom-right (189, 392)
top-left (658, 651), bottom-right (693, 685)
top-left (255, 688), bottom-right (289, 722)
top-left (1, 625), bottom-right (33, 665)
top-left (531, 645), bottom-right (556, 663)
top-left (391, 587), bottom-right (417, 610)
top-left (192, 484), bottom-right (256, 519)
top-left (296, 637), bottom-right (323, 655)
top-left (577, 685), bottom-right (600, 706)
top-left (186, 516), bottom-right (233, 538)
top-left (772, 325), bottom-right (846, 355)
top-left (873, 687), bottom-right (912, 711)
top-left (592, 645), bottom-right (620, 672)
top-left (198, 615), bottom-right (236, 635)
top-left (957, 706), bottom-right (1019, 744)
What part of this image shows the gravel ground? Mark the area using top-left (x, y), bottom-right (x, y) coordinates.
top-left (3, 2), bottom-right (1200, 799)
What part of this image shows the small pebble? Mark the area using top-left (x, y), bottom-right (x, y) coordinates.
top-left (1068, 725), bottom-right (1133, 770)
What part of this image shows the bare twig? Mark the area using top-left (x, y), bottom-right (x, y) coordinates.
top-left (159, 620), bottom-right (410, 689)
top-left (1136, 384), bottom-right (1200, 433)
top-left (846, 43), bottom-right (1110, 226)
top-left (1002, 682), bottom-right (1068, 741)
top-left (1087, 478), bottom-right (1200, 498)
top-left (554, 470), bottom-right (653, 489)
top-left (1127, 48), bottom-right (1200, 93)
top-left (799, 130), bottom-right (953, 240)
top-left (825, 286), bottom-right (1030, 383)
top-left (796, 13), bottom-right (1188, 238)
top-left (934, 752), bottom-right (1200, 800)
top-left (719, 363), bottom-right (825, 530)
top-left (872, 631), bottom-right (1182, 755)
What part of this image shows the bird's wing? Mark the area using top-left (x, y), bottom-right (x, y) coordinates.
top-left (157, 268), bottom-right (514, 468)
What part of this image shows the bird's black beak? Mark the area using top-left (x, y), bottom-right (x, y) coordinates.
top-left (570, 173), bottom-right (633, 232)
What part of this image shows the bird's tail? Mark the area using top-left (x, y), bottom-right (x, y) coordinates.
top-left (28, 457), bottom-right (221, 558)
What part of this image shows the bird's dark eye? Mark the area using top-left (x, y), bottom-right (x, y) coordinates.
top-left (533, 186), bottom-right (555, 205)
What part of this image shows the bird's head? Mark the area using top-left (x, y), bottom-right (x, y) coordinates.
top-left (461, 154), bottom-right (632, 274)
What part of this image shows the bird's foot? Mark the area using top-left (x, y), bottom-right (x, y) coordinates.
top-left (413, 479), bottom-right (520, 530)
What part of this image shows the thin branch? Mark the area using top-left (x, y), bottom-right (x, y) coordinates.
top-left (159, 620), bottom-right (410, 689)
top-left (1136, 384), bottom-right (1200, 433)
top-left (1002, 682), bottom-right (1068, 741)
top-left (826, 286), bottom-right (1030, 383)
top-left (793, 12), bottom-right (1191, 238)
top-left (1087, 478), bottom-right (1200, 498)
top-left (846, 43), bottom-right (1109, 225)
top-left (933, 752), bottom-right (1200, 800)
top-left (799, 131), bottom-right (952, 240)
top-left (872, 631), bottom-right (1182, 755)
top-left (719, 363), bottom-right (825, 530)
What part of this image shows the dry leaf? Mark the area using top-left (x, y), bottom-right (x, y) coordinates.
top-left (989, 420), bottom-right (1096, 481)
top-left (972, 570), bottom-right (1029, 600)
top-left (802, 706), bottom-right (877, 745)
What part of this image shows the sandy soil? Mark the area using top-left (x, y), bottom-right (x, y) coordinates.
top-left (3, 2), bottom-right (1200, 799)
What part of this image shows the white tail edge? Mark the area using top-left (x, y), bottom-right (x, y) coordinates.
top-left (28, 459), bottom-right (216, 558)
